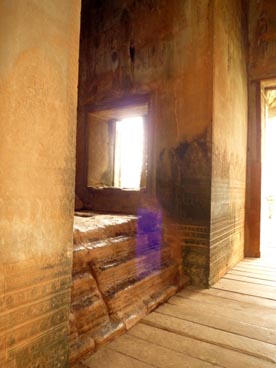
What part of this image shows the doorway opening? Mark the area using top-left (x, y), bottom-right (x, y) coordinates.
top-left (260, 79), bottom-right (276, 260)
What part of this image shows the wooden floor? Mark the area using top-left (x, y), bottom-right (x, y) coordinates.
top-left (82, 257), bottom-right (276, 368)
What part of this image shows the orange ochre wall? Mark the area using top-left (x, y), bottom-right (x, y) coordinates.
top-left (0, 1), bottom-right (81, 366)
top-left (210, 0), bottom-right (248, 284)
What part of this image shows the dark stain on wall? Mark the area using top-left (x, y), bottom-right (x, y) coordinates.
top-left (157, 129), bottom-right (211, 223)
top-left (183, 245), bottom-right (209, 287)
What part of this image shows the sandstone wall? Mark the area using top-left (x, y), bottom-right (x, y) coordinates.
top-left (76, 0), bottom-right (213, 285)
top-left (0, 1), bottom-right (81, 366)
top-left (210, 0), bottom-right (248, 284)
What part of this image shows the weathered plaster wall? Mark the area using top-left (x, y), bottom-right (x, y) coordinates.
top-left (0, 1), bottom-right (81, 367)
top-left (246, 0), bottom-right (276, 256)
top-left (76, 0), bottom-right (214, 285)
top-left (210, 0), bottom-right (248, 284)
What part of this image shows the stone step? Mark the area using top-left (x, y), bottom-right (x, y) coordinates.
top-left (70, 212), bottom-right (182, 364)
top-left (71, 273), bottom-right (110, 335)
top-left (73, 214), bottom-right (137, 245)
top-left (69, 334), bottom-right (95, 365)
top-left (92, 319), bottom-right (125, 346)
top-left (90, 247), bottom-right (171, 295)
top-left (73, 231), bottom-right (165, 274)
top-left (106, 262), bottom-right (178, 320)
top-left (86, 231), bottom-right (163, 264)
top-left (79, 235), bottom-right (141, 267)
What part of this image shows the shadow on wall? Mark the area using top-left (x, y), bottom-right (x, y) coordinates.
top-left (156, 129), bottom-right (212, 223)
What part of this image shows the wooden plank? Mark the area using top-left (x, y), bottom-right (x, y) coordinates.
top-left (235, 259), bottom-right (276, 267)
top-left (129, 323), bottom-right (276, 368)
top-left (223, 273), bottom-right (276, 287)
top-left (237, 259), bottom-right (276, 266)
top-left (107, 333), bottom-right (221, 368)
top-left (142, 311), bottom-right (276, 363)
top-left (233, 265), bottom-right (276, 276)
top-left (156, 301), bottom-right (276, 345)
top-left (167, 295), bottom-right (276, 336)
top-left (241, 257), bottom-right (276, 263)
top-left (242, 258), bottom-right (276, 266)
top-left (233, 263), bottom-right (276, 275)
top-left (177, 288), bottom-right (276, 315)
top-left (233, 266), bottom-right (276, 276)
top-left (192, 287), bottom-right (276, 308)
top-left (240, 260), bottom-right (276, 271)
top-left (213, 278), bottom-right (276, 300)
top-left (227, 269), bottom-right (276, 282)
top-left (233, 268), bottom-right (276, 277)
top-left (229, 267), bottom-right (276, 280)
top-left (83, 347), bottom-right (155, 368)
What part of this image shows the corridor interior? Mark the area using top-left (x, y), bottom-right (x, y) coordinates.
top-left (81, 257), bottom-right (276, 368)
top-left (3, 1), bottom-right (276, 367)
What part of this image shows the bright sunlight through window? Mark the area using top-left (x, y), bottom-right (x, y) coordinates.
top-left (114, 116), bottom-right (144, 189)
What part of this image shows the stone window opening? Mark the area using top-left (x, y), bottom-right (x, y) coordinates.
top-left (84, 98), bottom-right (150, 214)
top-left (86, 100), bottom-right (149, 191)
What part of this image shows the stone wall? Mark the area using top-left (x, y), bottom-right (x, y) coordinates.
top-left (76, 0), bottom-right (250, 286)
top-left (0, 1), bottom-right (81, 366)
top-left (76, 0), bottom-right (214, 285)
top-left (209, 0), bottom-right (248, 284)
top-left (87, 115), bottom-right (113, 188)
top-left (246, 0), bottom-right (276, 257)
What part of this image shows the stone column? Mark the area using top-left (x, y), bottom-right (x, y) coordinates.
top-left (0, 1), bottom-right (81, 366)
